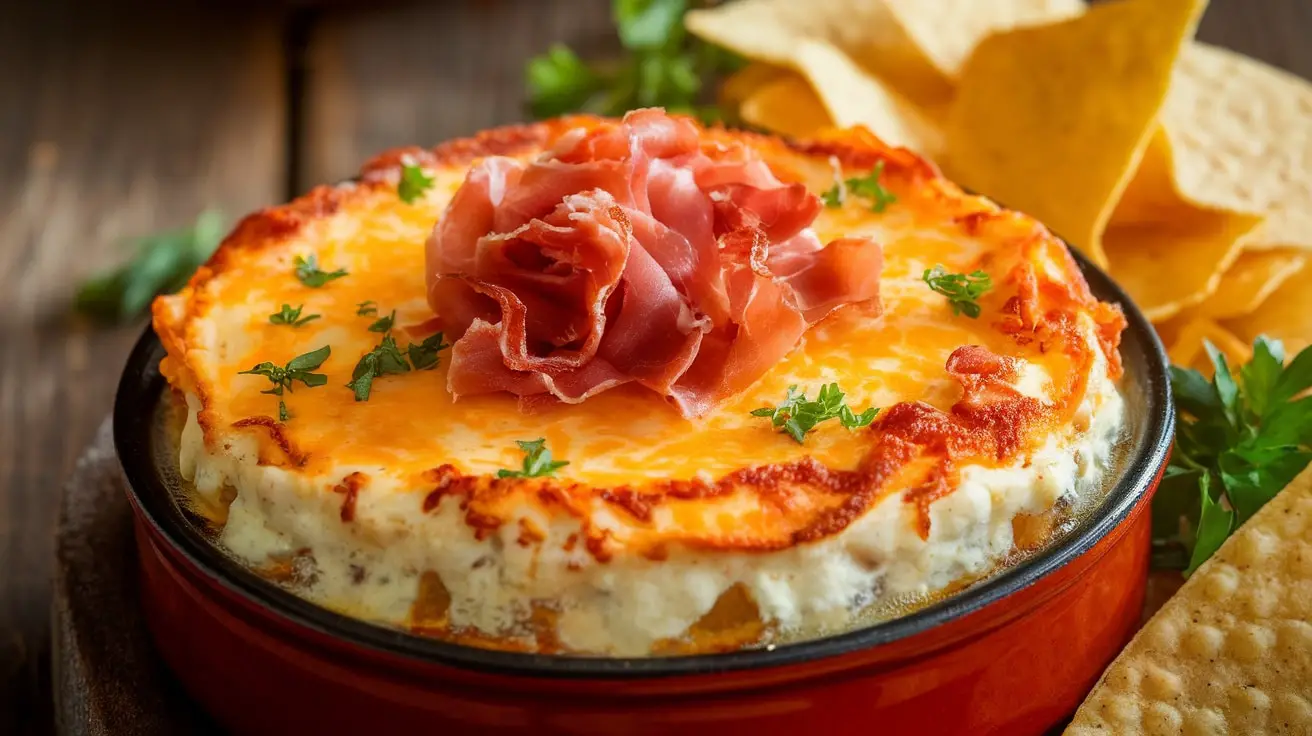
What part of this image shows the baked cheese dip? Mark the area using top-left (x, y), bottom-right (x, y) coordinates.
top-left (152, 110), bottom-right (1127, 657)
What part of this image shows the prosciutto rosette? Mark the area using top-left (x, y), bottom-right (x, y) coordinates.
top-left (425, 108), bottom-right (883, 417)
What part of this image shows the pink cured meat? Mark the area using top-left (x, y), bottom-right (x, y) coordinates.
top-left (426, 108), bottom-right (884, 417)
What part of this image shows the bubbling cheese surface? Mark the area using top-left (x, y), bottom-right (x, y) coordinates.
top-left (155, 120), bottom-right (1127, 656)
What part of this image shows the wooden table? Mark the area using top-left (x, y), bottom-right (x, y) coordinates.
top-left (1, 0), bottom-right (1307, 731)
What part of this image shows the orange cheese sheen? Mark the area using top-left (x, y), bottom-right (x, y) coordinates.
top-left (182, 153), bottom-right (1046, 489)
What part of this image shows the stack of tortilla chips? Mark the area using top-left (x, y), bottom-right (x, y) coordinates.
top-left (688, 0), bottom-right (1312, 372)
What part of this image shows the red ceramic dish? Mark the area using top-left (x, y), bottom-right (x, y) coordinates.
top-left (114, 245), bottom-right (1172, 736)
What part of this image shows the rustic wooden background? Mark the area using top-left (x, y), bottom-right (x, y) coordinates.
top-left (0, 0), bottom-right (1308, 731)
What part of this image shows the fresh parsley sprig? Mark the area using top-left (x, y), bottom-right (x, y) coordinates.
top-left (752, 383), bottom-right (879, 444)
top-left (398, 159), bottom-right (434, 204)
top-left (408, 332), bottom-right (451, 371)
top-left (356, 300), bottom-right (378, 317)
top-left (368, 309), bottom-right (396, 333)
top-left (268, 303), bottom-right (320, 328)
top-left (294, 253), bottom-right (347, 288)
top-left (525, 0), bottom-right (741, 123)
top-left (923, 265), bottom-right (991, 319)
top-left (238, 345), bottom-right (332, 422)
top-left (1154, 337), bottom-right (1312, 575)
top-left (498, 438), bottom-right (569, 479)
top-left (75, 211), bottom-right (226, 322)
top-left (347, 334), bottom-right (411, 402)
top-left (822, 162), bottom-right (897, 213)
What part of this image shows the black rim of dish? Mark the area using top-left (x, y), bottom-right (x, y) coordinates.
top-left (114, 247), bottom-right (1174, 680)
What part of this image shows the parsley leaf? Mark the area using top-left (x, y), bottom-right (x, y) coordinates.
top-left (1153, 336), bottom-right (1312, 575)
top-left (820, 186), bottom-right (844, 208)
top-left (751, 383), bottom-right (879, 443)
top-left (356, 300), bottom-right (378, 317)
top-left (75, 210), bottom-right (226, 322)
top-left (526, 44), bottom-right (606, 118)
top-left (1187, 472), bottom-right (1235, 575)
top-left (294, 254), bottom-right (347, 288)
top-left (347, 334), bottom-right (410, 402)
top-left (408, 332), bottom-right (451, 371)
top-left (237, 345), bottom-right (331, 421)
top-left (268, 303), bottom-right (320, 328)
top-left (524, 0), bottom-right (741, 124)
top-left (368, 309), bottom-right (396, 334)
top-left (824, 162), bottom-right (896, 212)
top-left (498, 438), bottom-right (569, 479)
top-left (398, 159), bottom-right (435, 204)
top-left (615, 0), bottom-right (687, 49)
top-left (922, 265), bottom-right (991, 319)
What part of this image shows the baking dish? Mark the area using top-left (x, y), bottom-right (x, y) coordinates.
top-left (114, 235), bottom-right (1172, 735)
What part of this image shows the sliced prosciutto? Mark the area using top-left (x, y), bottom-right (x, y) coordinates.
top-left (426, 108), bottom-right (884, 417)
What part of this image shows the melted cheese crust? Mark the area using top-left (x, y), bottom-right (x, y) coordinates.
top-left (154, 120), bottom-right (1126, 655)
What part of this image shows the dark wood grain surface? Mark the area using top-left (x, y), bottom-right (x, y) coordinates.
top-left (1, 0), bottom-right (1308, 731)
top-left (0, 1), bottom-right (284, 731)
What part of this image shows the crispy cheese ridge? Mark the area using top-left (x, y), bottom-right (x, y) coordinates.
top-left (152, 118), bottom-right (1126, 654)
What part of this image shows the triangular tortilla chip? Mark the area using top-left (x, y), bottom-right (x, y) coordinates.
top-left (686, 0), bottom-right (951, 106)
top-left (790, 39), bottom-right (945, 156)
top-left (1161, 315), bottom-right (1253, 375)
top-left (1102, 210), bottom-right (1259, 321)
top-left (1163, 43), bottom-right (1312, 252)
top-left (945, 0), bottom-right (1207, 268)
top-left (1102, 127), bottom-right (1263, 321)
top-left (718, 63), bottom-right (788, 113)
top-left (689, 0), bottom-right (1089, 110)
top-left (881, 0), bottom-right (1084, 81)
top-left (1223, 261), bottom-right (1312, 356)
top-left (1068, 466), bottom-right (1312, 735)
top-left (1174, 249), bottom-right (1307, 322)
top-left (740, 73), bottom-right (834, 139)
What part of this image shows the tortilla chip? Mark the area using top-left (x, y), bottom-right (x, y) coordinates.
top-left (1224, 261), bottom-right (1312, 356)
top-left (686, 0), bottom-right (951, 106)
top-left (1163, 43), bottom-right (1312, 252)
top-left (739, 73), bottom-right (834, 139)
top-left (689, 0), bottom-right (1090, 109)
top-left (1175, 249), bottom-right (1308, 321)
top-left (1111, 127), bottom-right (1203, 225)
top-left (790, 39), bottom-right (945, 156)
top-left (718, 63), bottom-right (788, 113)
top-left (945, 0), bottom-right (1207, 269)
top-left (1098, 127), bottom-right (1263, 321)
top-left (1162, 316), bottom-right (1253, 374)
top-left (881, 0), bottom-right (1084, 81)
top-left (1102, 208), bottom-right (1261, 322)
top-left (1067, 466), bottom-right (1312, 735)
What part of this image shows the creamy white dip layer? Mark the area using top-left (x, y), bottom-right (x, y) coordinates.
top-left (175, 345), bottom-right (1124, 657)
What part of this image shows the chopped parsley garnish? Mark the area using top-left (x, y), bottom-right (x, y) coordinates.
top-left (1153, 337), bottom-right (1312, 576)
top-left (293, 253), bottom-right (347, 288)
top-left (356, 300), bottom-right (378, 316)
top-left (397, 159), bottom-right (434, 204)
top-left (408, 332), bottom-right (451, 371)
top-left (75, 210), bottom-right (226, 322)
top-left (346, 334), bottom-right (411, 402)
top-left (268, 303), bottom-right (320, 328)
top-left (922, 264), bottom-right (991, 318)
top-left (820, 184), bottom-right (844, 208)
top-left (498, 438), bottom-right (569, 479)
top-left (822, 161), bottom-right (897, 213)
top-left (752, 383), bottom-right (879, 444)
top-left (368, 309), bottom-right (396, 333)
top-left (237, 345), bottom-right (331, 422)
top-left (346, 331), bottom-right (452, 401)
top-left (524, 0), bottom-right (741, 123)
